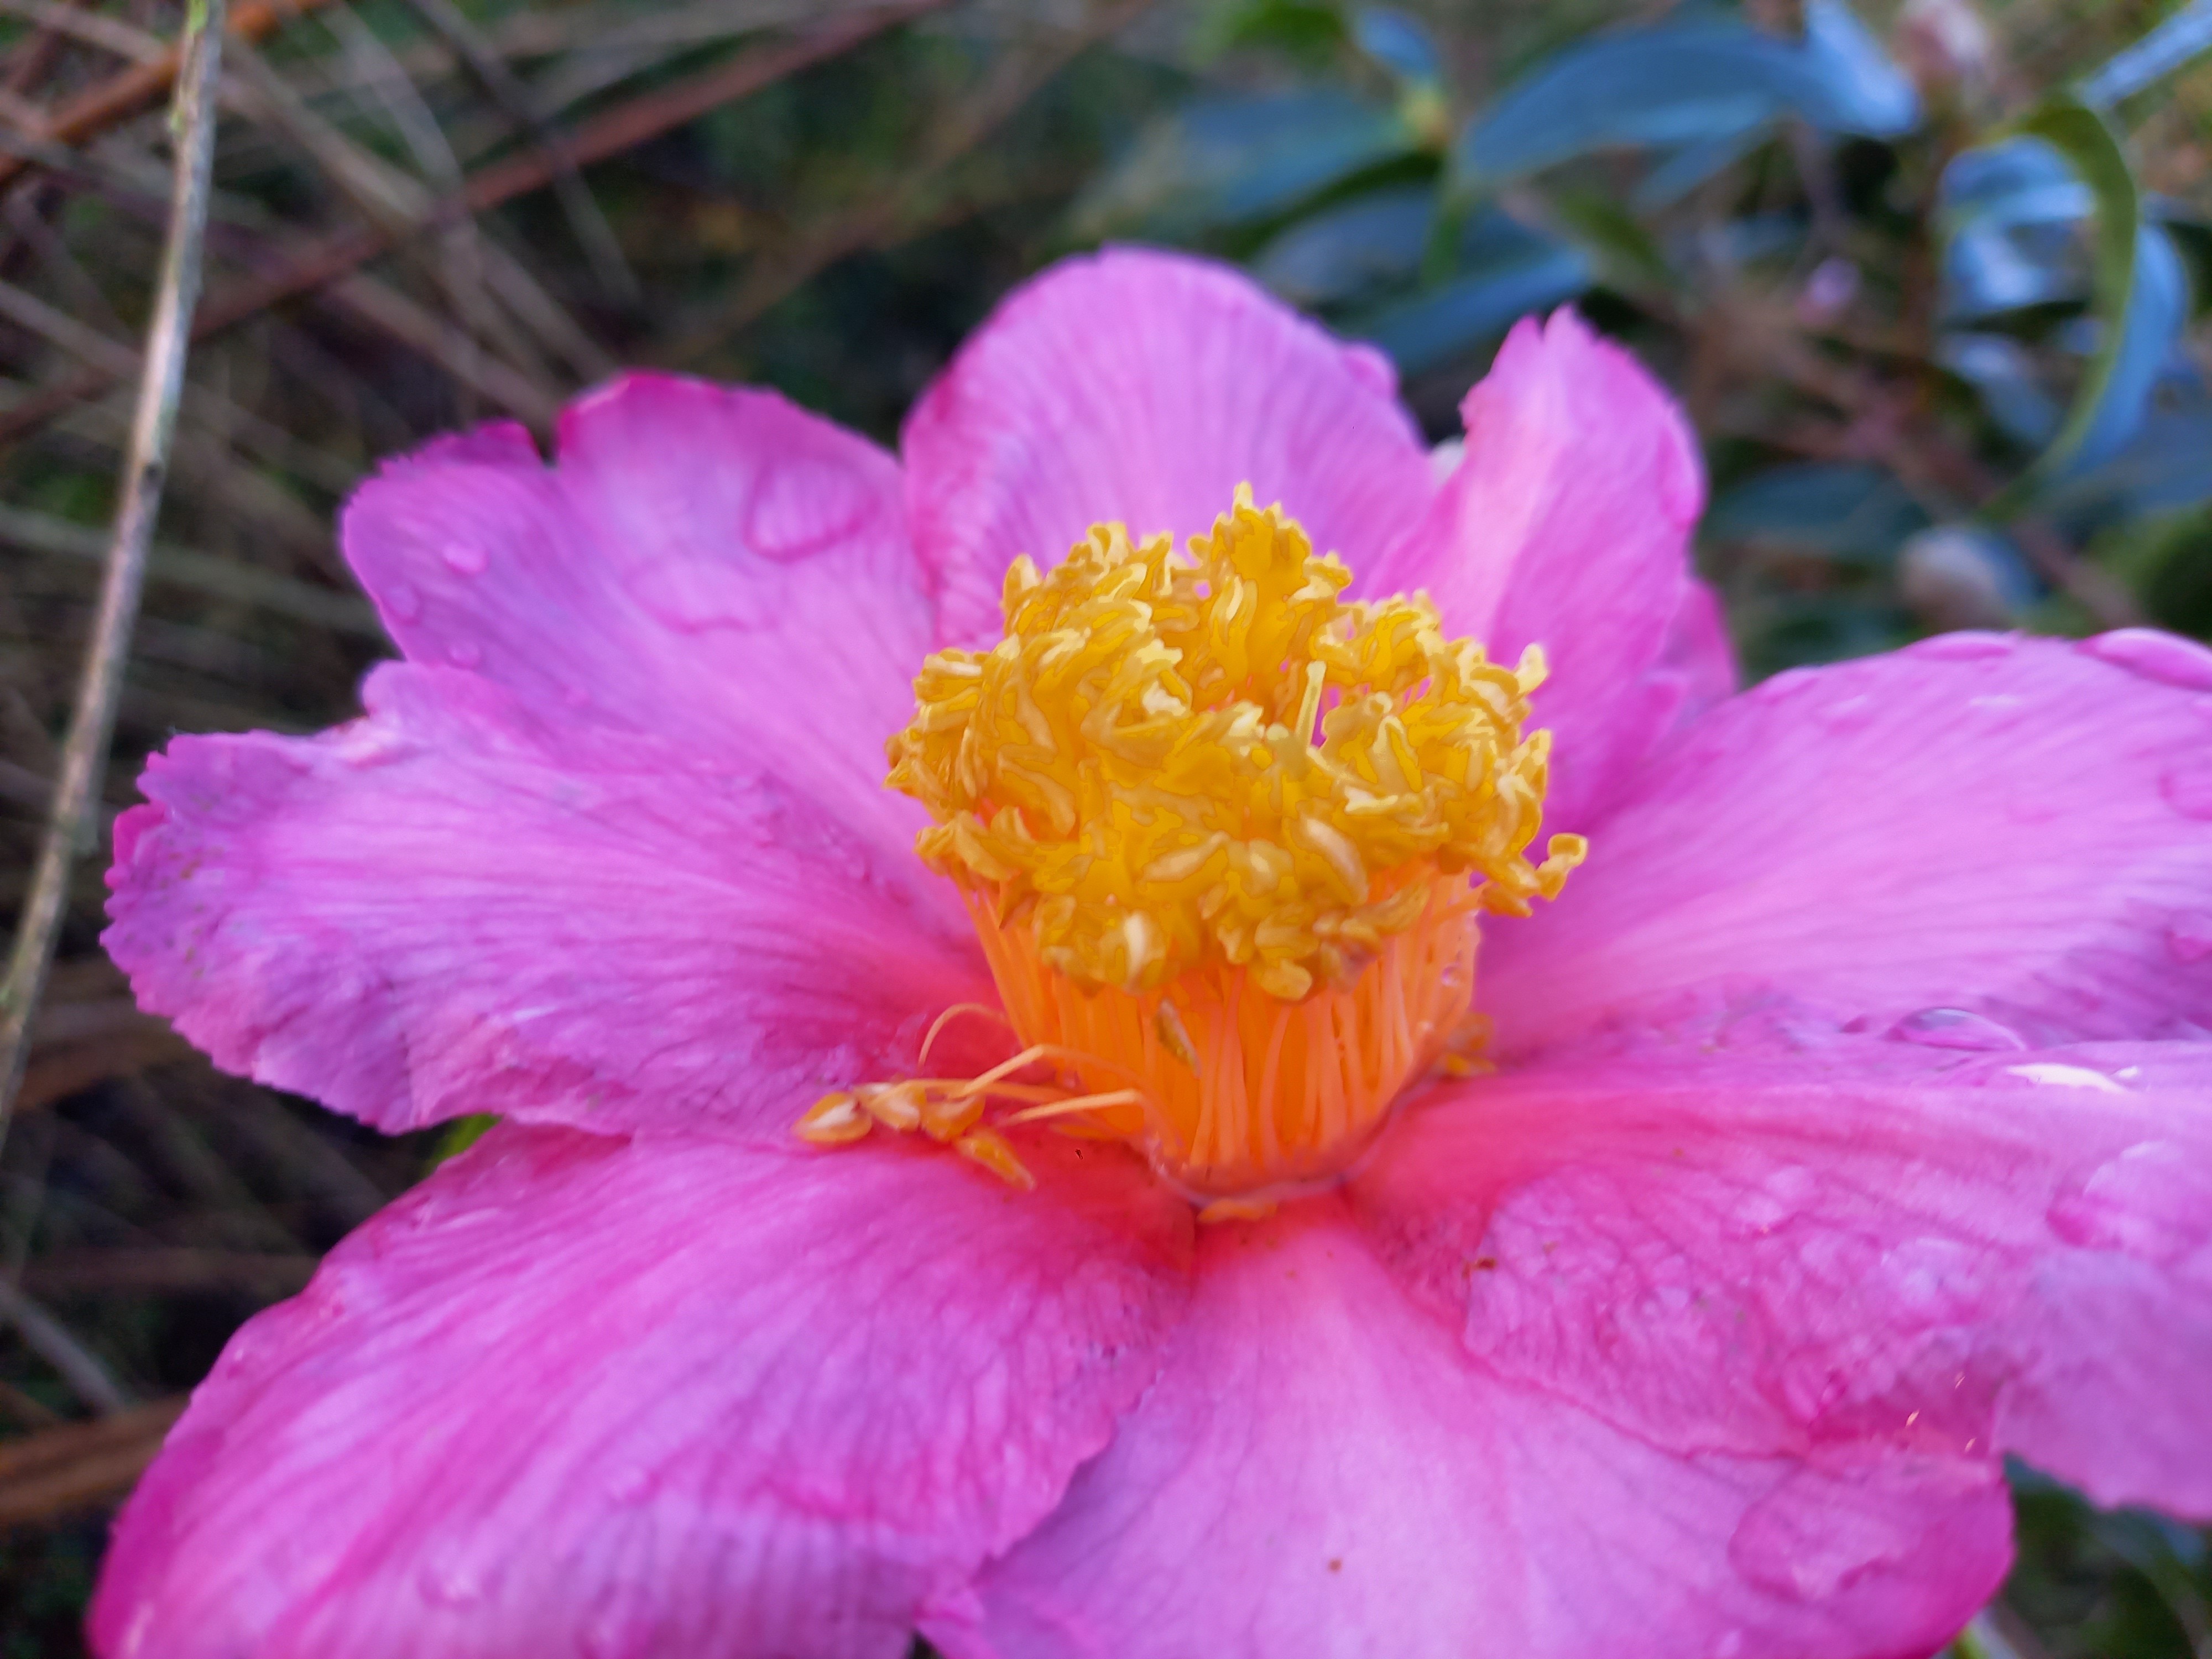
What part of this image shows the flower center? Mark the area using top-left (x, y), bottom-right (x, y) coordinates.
top-left (798, 488), bottom-right (1584, 1204)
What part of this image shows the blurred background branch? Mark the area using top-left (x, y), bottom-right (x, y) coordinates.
top-left (0, 0), bottom-right (2206, 1650)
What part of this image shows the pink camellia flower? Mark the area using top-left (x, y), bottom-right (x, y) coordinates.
top-left (96, 248), bottom-right (2212, 1659)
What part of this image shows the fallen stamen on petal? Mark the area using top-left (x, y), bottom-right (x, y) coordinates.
top-left (800, 487), bottom-right (1584, 1198)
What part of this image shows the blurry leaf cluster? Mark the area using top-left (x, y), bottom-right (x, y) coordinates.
top-left (1085, 0), bottom-right (2212, 679)
top-left (1086, 4), bottom-right (2212, 1650)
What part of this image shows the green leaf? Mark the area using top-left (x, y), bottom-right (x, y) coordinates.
top-left (429, 1114), bottom-right (498, 1168)
top-left (1984, 95), bottom-right (2150, 515)
top-left (1455, 0), bottom-right (1917, 187)
top-left (2080, 0), bottom-right (2212, 109)
top-left (1546, 187), bottom-right (1681, 299)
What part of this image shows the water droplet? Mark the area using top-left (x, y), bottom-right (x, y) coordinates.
top-left (1816, 695), bottom-right (1876, 732)
top-left (2004, 1062), bottom-right (2125, 1093)
top-left (606, 1464), bottom-right (654, 1503)
top-left (2078, 629), bottom-right (2212, 692)
top-left (2049, 1141), bottom-right (2212, 1264)
top-left (2168, 919), bottom-right (2212, 964)
top-left (1905, 631), bottom-right (2015, 662)
top-left (417, 1559), bottom-right (484, 1607)
top-left (1889, 1008), bottom-right (2026, 1052)
top-left (1880, 1237), bottom-right (1985, 1327)
top-left (441, 541), bottom-right (489, 576)
top-left (1734, 1164), bottom-right (1818, 1233)
top-left (745, 457), bottom-right (878, 563)
top-left (2161, 763), bottom-right (2212, 821)
top-left (626, 560), bottom-right (762, 632)
top-left (1730, 1465), bottom-right (1937, 1599)
top-left (447, 639), bottom-right (484, 669)
top-left (382, 581), bottom-right (422, 622)
top-left (331, 723), bottom-right (406, 767)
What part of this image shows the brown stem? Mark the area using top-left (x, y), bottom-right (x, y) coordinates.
top-left (0, 0), bottom-right (227, 1146)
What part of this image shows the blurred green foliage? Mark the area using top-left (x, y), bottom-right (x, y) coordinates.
top-left (1082, 0), bottom-right (2212, 685)
top-left (1096, 5), bottom-right (2212, 1652)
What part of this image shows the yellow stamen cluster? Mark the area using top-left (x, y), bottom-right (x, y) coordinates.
top-left (887, 486), bottom-right (1584, 1001)
top-left (803, 488), bottom-right (1585, 1201)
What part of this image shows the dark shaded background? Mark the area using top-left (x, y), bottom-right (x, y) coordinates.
top-left (2, 0), bottom-right (2209, 1652)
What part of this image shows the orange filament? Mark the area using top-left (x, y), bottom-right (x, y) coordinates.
top-left (964, 877), bottom-right (1483, 1199)
top-left (796, 488), bottom-right (1583, 1201)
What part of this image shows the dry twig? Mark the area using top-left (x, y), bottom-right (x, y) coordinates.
top-left (0, 0), bottom-right (328, 192)
top-left (0, 3), bottom-right (941, 450)
top-left (0, 1395), bottom-right (182, 1524)
top-left (0, 0), bottom-right (228, 1145)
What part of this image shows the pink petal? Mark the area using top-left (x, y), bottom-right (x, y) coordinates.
top-left (1353, 1039), bottom-right (2212, 1525)
top-left (1485, 633), bottom-right (2212, 1055)
top-left (904, 247), bottom-right (1434, 643)
top-left (105, 664), bottom-right (989, 1136)
top-left (92, 1126), bottom-right (1193, 1659)
top-left (345, 373), bottom-right (930, 844)
top-left (1658, 576), bottom-right (1739, 734)
top-left (935, 1203), bottom-right (2006, 1659)
top-left (1362, 310), bottom-right (1707, 832)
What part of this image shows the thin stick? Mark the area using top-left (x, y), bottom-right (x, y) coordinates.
top-left (0, 4), bottom-right (940, 451)
top-left (0, 0), bottom-right (314, 191)
top-left (0, 1280), bottom-right (133, 1415)
top-left (0, 0), bottom-right (227, 1150)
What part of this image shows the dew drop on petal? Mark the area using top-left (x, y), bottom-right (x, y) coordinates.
top-left (441, 541), bottom-right (489, 576)
top-left (745, 457), bottom-right (877, 563)
top-left (1815, 694), bottom-right (1876, 733)
top-left (1730, 1465), bottom-right (1936, 1600)
top-left (1733, 1164), bottom-right (1818, 1233)
top-left (330, 722), bottom-right (407, 768)
top-left (1880, 1237), bottom-right (1987, 1328)
top-left (1966, 692), bottom-right (2031, 732)
top-left (1889, 1008), bottom-right (2027, 1052)
top-left (447, 639), bottom-right (484, 669)
top-left (2161, 761), bottom-right (2212, 822)
top-left (1903, 631), bottom-right (2015, 662)
top-left (606, 1463), bottom-right (655, 1504)
top-left (2004, 1062), bottom-right (2126, 1093)
top-left (382, 580), bottom-right (423, 622)
top-left (2048, 1141), bottom-right (2212, 1265)
top-left (417, 1559), bottom-right (486, 1608)
top-left (2077, 629), bottom-right (2212, 692)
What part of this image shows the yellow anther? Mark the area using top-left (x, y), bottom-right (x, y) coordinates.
top-left (795, 1091), bottom-right (872, 1145)
top-left (857, 1082), bottom-right (924, 1133)
top-left (956, 1128), bottom-right (1036, 1190)
top-left (1154, 1002), bottom-right (1202, 1072)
